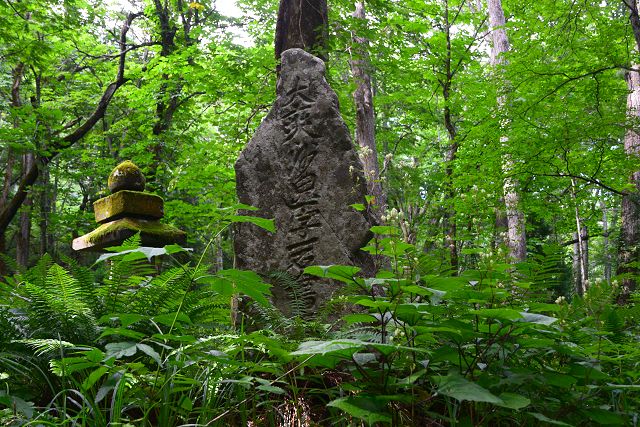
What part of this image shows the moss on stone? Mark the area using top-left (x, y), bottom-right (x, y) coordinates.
top-left (108, 160), bottom-right (146, 193)
top-left (72, 217), bottom-right (186, 251)
top-left (93, 190), bottom-right (164, 223)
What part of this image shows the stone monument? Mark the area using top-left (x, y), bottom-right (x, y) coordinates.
top-left (72, 161), bottom-right (186, 251)
top-left (235, 48), bottom-right (375, 314)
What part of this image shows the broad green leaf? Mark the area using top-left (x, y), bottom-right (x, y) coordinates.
top-left (82, 366), bottom-right (109, 391)
top-left (104, 342), bottom-right (138, 360)
top-left (291, 339), bottom-right (366, 357)
top-left (370, 225), bottom-right (401, 235)
top-left (231, 215), bottom-right (275, 233)
top-left (216, 269), bottom-right (272, 307)
top-left (471, 308), bottom-right (523, 321)
top-left (544, 372), bottom-right (577, 388)
top-left (433, 373), bottom-right (503, 404)
top-left (580, 408), bottom-right (625, 425)
top-left (304, 265), bottom-right (361, 284)
top-left (137, 343), bottom-right (162, 366)
top-left (179, 395), bottom-right (193, 411)
top-left (163, 244), bottom-right (193, 254)
top-left (257, 384), bottom-right (286, 394)
top-left (327, 396), bottom-right (392, 425)
top-left (518, 312), bottom-right (557, 325)
top-left (496, 392), bottom-right (531, 410)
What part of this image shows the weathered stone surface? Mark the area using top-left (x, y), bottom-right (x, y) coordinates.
top-left (108, 160), bottom-right (146, 193)
top-left (94, 191), bottom-right (164, 223)
top-left (234, 48), bottom-right (375, 315)
top-left (72, 218), bottom-right (186, 252)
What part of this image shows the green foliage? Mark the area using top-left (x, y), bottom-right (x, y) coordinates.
top-left (1, 0), bottom-right (640, 425)
top-left (0, 230), bottom-right (638, 425)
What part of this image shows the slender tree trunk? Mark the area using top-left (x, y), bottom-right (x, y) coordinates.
top-left (493, 199), bottom-right (508, 252)
top-left (16, 153), bottom-right (33, 267)
top-left (488, 0), bottom-right (526, 262)
top-left (350, 0), bottom-right (386, 219)
top-left (39, 163), bottom-right (54, 256)
top-left (599, 198), bottom-right (612, 284)
top-left (442, 1), bottom-right (458, 273)
top-left (572, 226), bottom-right (589, 295)
top-left (571, 178), bottom-right (588, 295)
top-left (0, 149), bottom-right (15, 273)
top-left (275, 0), bottom-right (328, 62)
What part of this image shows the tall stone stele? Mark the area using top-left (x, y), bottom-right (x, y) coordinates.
top-left (235, 48), bottom-right (375, 314)
top-left (72, 161), bottom-right (186, 251)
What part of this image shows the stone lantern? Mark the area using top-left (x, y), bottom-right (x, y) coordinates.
top-left (72, 161), bottom-right (186, 251)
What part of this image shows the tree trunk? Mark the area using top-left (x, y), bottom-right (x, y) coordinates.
top-left (0, 148), bottom-right (15, 274)
top-left (599, 198), bottom-right (612, 284)
top-left (619, 66), bottom-right (640, 301)
top-left (275, 0), bottom-right (328, 62)
top-left (618, 1), bottom-right (640, 302)
top-left (39, 163), bottom-right (55, 256)
top-left (488, 0), bottom-right (526, 262)
top-left (573, 226), bottom-right (589, 296)
top-left (493, 199), bottom-right (507, 252)
top-left (571, 178), bottom-right (589, 296)
top-left (16, 153), bottom-right (33, 267)
top-left (442, 1), bottom-right (458, 273)
top-left (350, 0), bottom-right (386, 219)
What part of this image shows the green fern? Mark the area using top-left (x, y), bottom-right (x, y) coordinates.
top-left (517, 243), bottom-right (569, 301)
top-left (22, 263), bottom-right (97, 343)
top-left (100, 256), bottom-right (155, 314)
top-left (12, 339), bottom-right (76, 357)
top-left (602, 306), bottom-right (625, 344)
top-left (267, 271), bottom-right (315, 318)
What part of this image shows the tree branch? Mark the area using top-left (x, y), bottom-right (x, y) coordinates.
top-left (0, 12), bottom-right (141, 234)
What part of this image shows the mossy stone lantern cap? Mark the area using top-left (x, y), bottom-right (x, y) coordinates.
top-left (72, 161), bottom-right (186, 251)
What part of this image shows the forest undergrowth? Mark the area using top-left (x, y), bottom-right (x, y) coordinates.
top-left (0, 225), bottom-right (639, 426)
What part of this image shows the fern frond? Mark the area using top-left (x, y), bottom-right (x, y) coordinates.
top-left (603, 306), bottom-right (625, 343)
top-left (267, 271), bottom-right (314, 318)
top-left (22, 264), bottom-right (97, 342)
top-left (125, 266), bottom-right (192, 316)
top-left (333, 325), bottom-right (382, 342)
top-left (59, 253), bottom-right (99, 310)
top-left (0, 252), bottom-right (19, 276)
top-left (12, 338), bottom-right (76, 357)
top-left (100, 256), bottom-right (155, 313)
top-left (21, 254), bottom-right (54, 289)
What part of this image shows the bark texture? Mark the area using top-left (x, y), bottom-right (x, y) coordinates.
top-left (350, 1), bottom-right (386, 217)
top-left (619, 65), bottom-right (640, 300)
top-left (275, 0), bottom-right (328, 62)
top-left (16, 153), bottom-right (33, 267)
top-left (573, 227), bottom-right (589, 296)
top-left (488, 0), bottom-right (527, 262)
